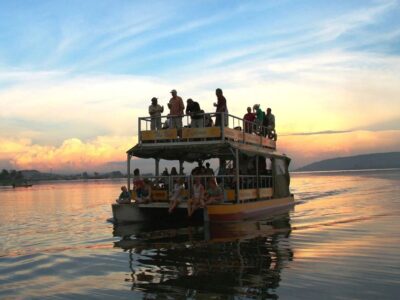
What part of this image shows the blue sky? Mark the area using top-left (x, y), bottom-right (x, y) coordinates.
top-left (0, 0), bottom-right (399, 172)
top-left (2, 0), bottom-right (399, 76)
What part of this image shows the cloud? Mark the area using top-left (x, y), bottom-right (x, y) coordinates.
top-left (283, 130), bottom-right (353, 136)
top-left (1, 129), bottom-right (399, 173)
top-left (280, 130), bottom-right (400, 169)
top-left (0, 136), bottom-right (133, 173)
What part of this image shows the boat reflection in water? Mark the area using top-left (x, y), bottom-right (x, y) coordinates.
top-left (113, 212), bottom-right (293, 298)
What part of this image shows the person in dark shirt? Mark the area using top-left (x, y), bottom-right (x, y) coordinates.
top-left (186, 99), bottom-right (204, 128)
top-left (214, 88), bottom-right (228, 127)
top-left (205, 162), bottom-right (214, 176)
top-left (263, 107), bottom-right (276, 139)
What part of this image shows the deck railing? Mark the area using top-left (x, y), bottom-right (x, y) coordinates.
top-left (138, 112), bottom-right (276, 149)
top-left (132, 174), bottom-right (273, 203)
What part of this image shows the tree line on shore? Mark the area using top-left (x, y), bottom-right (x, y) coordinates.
top-left (0, 169), bottom-right (126, 185)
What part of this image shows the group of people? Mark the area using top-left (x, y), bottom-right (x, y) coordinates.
top-left (148, 88), bottom-right (228, 130)
top-left (168, 176), bottom-right (223, 216)
top-left (116, 164), bottom-right (224, 217)
top-left (148, 88), bottom-right (276, 139)
top-left (243, 104), bottom-right (276, 138)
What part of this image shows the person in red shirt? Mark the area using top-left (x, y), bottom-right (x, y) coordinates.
top-left (132, 168), bottom-right (144, 200)
top-left (243, 106), bottom-right (256, 133)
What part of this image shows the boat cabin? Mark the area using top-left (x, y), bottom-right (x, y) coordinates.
top-left (126, 112), bottom-right (291, 204)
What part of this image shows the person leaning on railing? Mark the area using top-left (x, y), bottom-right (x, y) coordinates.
top-left (186, 98), bottom-right (204, 128)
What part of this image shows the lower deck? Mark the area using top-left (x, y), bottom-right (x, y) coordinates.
top-left (112, 194), bottom-right (294, 224)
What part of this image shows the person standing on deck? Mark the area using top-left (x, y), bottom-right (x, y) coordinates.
top-left (263, 107), bottom-right (276, 139)
top-left (253, 104), bottom-right (264, 135)
top-left (186, 99), bottom-right (204, 128)
top-left (168, 89), bottom-right (185, 129)
top-left (243, 106), bottom-right (256, 133)
top-left (148, 97), bottom-right (164, 130)
top-left (214, 88), bottom-right (228, 127)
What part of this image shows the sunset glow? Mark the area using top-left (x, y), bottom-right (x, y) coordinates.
top-left (0, 1), bottom-right (399, 172)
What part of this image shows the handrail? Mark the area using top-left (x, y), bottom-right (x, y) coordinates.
top-left (138, 112), bottom-right (276, 148)
top-left (131, 174), bottom-right (273, 202)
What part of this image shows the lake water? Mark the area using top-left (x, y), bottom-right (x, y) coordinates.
top-left (0, 170), bottom-right (399, 299)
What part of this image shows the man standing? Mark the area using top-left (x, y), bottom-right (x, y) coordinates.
top-left (243, 106), bottom-right (255, 133)
top-left (214, 88), bottom-right (228, 127)
top-left (168, 89), bottom-right (185, 129)
top-left (148, 97), bottom-right (164, 130)
top-left (186, 98), bottom-right (204, 128)
top-left (253, 104), bottom-right (264, 135)
top-left (264, 107), bottom-right (276, 139)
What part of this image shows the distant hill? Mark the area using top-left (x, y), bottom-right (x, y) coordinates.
top-left (296, 152), bottom-right (400, 172)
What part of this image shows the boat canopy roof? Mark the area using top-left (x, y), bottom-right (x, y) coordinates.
top-left (127, 141), bottom-right (289, 163)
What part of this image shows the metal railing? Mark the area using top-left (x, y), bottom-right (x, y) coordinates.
top-left (138, 112), bottom-right (276, 148)
top-left (131, 174), bottom-right (273, 203)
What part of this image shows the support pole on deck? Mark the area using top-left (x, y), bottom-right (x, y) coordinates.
top-left (155, 158), bottom-right (160, 176)
top-left (127, 154), bottom-right (131, 191)
top-left (256, 155), bottom-right (259, 200)
top-left (179, 159), bottom-right (184, 175)
top-left (235, 148), bottom-right (240, 203)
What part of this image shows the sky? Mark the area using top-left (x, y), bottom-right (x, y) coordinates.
top-left (0, 0), bottom-right (400, 173)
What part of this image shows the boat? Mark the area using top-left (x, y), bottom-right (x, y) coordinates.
top-left (12, 183), bottom-right (33, 188)
top-left (111, 111), bottom-right (294, 223)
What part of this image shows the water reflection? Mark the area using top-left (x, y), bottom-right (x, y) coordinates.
top-left (113, 214), bottom-right (293, 299)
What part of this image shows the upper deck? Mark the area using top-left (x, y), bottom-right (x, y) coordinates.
top-left (137, 112), bottom-right (276, 150)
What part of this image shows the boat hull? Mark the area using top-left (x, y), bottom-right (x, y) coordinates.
top-left (111, 202), bottom-right (203, 224)
top-left (206, 195), bottom-right (295, 222)
top-left (112, 196), bottom-right (294, 224)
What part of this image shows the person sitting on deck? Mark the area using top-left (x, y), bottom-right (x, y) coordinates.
top-left (186, 99), bottom-right (204, 128)
top-left (170, 167), bottom-right (178, 176)
top-left (116, 186), bottom-right (131, 204)
top-left (191, 161), bottom-right (205, 176)
top-left (204, 113), bottom-right (214, 127)
top-left (263, 107), bottom-right (276, 140)
top-left (133, 168), bottom-right (144, 201)
top-left (148, 97), bottom-right (164, 130)
top-left (187, 177), bottom-right (205, 217)
top-left (243, 106), bottom-right (256, 133)
top-left (162, 168), bottom-right (169, 176)
top-left (137, 179), bottom-right (152, 204)
top-left (205, 162), bottom-right (214, 176)
top-left (168, 178), bottom-right (186, 213)
top-left (204, 178), bottom-right (224, 205)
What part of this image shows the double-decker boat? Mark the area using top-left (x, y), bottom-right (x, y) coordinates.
top-left (111, 112), bottom-right (294, 223)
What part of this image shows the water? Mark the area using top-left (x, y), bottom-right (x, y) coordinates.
top-left (0, 170), bottom-right (399, 299)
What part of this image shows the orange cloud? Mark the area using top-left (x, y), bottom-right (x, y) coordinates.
top-left (1, 130), bottom-right (399, 172)
top-left (280, 130), bottom-right (400, 169)
top-left (0, 136), bottom-right (134, 172)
